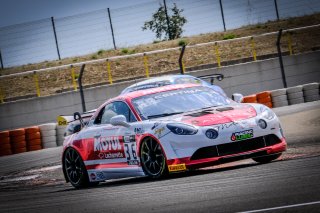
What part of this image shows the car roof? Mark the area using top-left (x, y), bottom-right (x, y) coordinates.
top-left (125, 74), bottom-right (196, 89)
top-left (115, 83), bottom-right (200, 101)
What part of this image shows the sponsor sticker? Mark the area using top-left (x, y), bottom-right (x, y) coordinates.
top-left (168, 164), bottom-right (187, 172)
top-left (57, 116), bottom-right (68, 126)
top-left (94, 136), bottom-right (125, 159)
top-left (90, 173), bottom-right (96, 181)
top-left (231, 129), bottom-right (254, 141)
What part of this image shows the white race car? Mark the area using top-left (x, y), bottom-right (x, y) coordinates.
top-left (62, 84), bottom-right (287, 188)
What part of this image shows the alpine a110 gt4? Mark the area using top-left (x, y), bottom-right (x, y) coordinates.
top-left (62, 84), bottom-right (287, 188)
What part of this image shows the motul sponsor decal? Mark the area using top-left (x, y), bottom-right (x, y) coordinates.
top-left (231, 129), bottom-right (254, 141)
top-left (94, 136), bottom-right (125, 159)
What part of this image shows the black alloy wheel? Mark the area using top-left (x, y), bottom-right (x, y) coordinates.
top-left (140, 137), bottom-right (167, 178)
top-left (64, 148), bottom-right (92, 188)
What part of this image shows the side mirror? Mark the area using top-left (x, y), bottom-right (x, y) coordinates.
top-left (74, 112), bottom-right (84, 128)
top-left (110, 115), bottom-right (131, 128)
top-left (232, 93), bottom-right (244, 103)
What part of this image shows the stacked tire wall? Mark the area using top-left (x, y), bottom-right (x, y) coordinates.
top-left (303, 83), bottom-right (319, 102)
top-left (25, 126), bottom-right (42, 151)
top-left (270, 89), bottom-right (288, 108)
top-left (244, 82), bottom-right (319, 108)
top-left (10, 129), bottom-right (27, 154)
top-left (56, 125), bottom-right (65, 147)
top-left (39, 123), bottom-right (58, 149)
top-left (287, 86), bottom-right (304, 105)
top-left (256, 91), bottom-right (272, 108)
top-left (0, 131), bottom-right (12, 156)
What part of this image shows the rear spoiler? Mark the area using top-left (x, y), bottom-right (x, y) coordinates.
top-left (197, 74), bottom-right (224, 85)
top-left (57, 109), bottom-right (96, 126)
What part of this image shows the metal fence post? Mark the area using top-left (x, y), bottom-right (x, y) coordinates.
top-left (33, 71), bottom-right (41, 97)
top-left (250, 37), bottom-right (257, 61)
top-left (214, 42), bottom-right (221, 68)
top-left (163, 0), bottom-right (172, 40)
top-left (70, 65), bottom-right (78, 91)
top-left (287, 32), bottom-right (293, 55)
top-left (219, 0), bottom-right (226, 32)
top-left (274, 0), bottom-right (280, 21)
top-left (179, 45), bottom-right (186, 74)
top-left (106, 59), bottom-right (113, 84)
top-left (276, 29), bottom-right (287, 88)
top-left (0, 86), bottom-right (4, 103)
top-left (143, 53), bottom-right (150, 78)
top-left (51, 17), bottom-right (61, 60)
top-left (0, 49), bottom-right (4, 69)
top-left (78, 64), bottom-right (86, 113)
top-left (107, 8), bottom-right (117, 50)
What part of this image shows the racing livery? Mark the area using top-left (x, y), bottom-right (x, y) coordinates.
top-left (62, 84), bottom-right (287, 188)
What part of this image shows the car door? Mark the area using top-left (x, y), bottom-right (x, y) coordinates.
top-left (84, 101), bottom-right (144, 180)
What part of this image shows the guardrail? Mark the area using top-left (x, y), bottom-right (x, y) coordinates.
top-left (0, 24), bottom-right (319, 103)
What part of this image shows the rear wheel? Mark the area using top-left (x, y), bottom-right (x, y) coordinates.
top-left (64, 148), bottom-right (97, 188)
top-left (252, 153), bottom-right (282, 164)
top-left (140, 138), bottom-right (167, 178)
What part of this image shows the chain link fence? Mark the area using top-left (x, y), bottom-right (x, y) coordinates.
top-left (0, 0), bottom-right (319, 68)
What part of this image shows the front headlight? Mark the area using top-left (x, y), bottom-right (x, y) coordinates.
top-left (260, 106), bottom-right (275, 120)
top-left (167, 123), bottom-right (198, 135)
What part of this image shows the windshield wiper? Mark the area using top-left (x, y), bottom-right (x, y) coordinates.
top-left (147, 112), bottom-right (184, 119)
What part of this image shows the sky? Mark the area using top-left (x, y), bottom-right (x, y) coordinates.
top-left (0, 0), bottom-right (157, 27)
top-left (0, 0), bottom-right (319, 67)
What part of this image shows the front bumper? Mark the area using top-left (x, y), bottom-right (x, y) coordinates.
top-left (166, 137), bottom-right (287, 170)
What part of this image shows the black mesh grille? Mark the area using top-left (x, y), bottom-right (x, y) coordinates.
top-left (190, 134), bottom-right (281, 161)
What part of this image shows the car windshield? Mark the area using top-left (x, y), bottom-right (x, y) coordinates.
top-left (132, 86), bottom-right (231, 120)
top-left (122, 80), bottom-right (171, 94)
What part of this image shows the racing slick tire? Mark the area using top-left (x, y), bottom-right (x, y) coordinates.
top-left (288, 97), bottom-right (304, 105)
top-left (39, 123), bottom-right (57, 131)
top-left (25, 126), bottom-right (40, 134)
top-left (9, 129), bottom-right (25, 137)
top-left (271, 95), bottom-right (287, 102)
top-left (252, 153), bottom-right (282, 164)
top-left (302, 82), bottom-right (319, 91)
top-left (140, 137), bottom-right (168, 179)
top-left (287, 91), bottom-right (303, 100)
top-left (42, 141), bottom-right (57, 149)
top-left (272, 100), bottom-right (289, 108)
top-left (0, 131), bottom-right (10, 138)
top-left (63, 148), bottom-right (97, 188)
top-left (287, 86), bottom-right (302, 94)
top-left (304, 94), bottom-right (320, 102)
top-left (26, 132), bottom-right (41, 140)
top-left (271, 89), bottom-right (286, 97)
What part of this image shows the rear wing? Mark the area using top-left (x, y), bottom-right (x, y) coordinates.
top-left (57, 109), bottom-right (96, 126)
top-left (197, 74), bottom-right (224, 85)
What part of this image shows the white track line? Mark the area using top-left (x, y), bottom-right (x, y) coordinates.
top-left (238, 201), bottom-right (320, 213)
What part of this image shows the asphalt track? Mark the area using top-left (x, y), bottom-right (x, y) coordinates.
top-left (0, 101), bottom-right (320, 213)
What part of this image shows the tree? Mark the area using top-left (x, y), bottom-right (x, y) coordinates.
top-left (142, 3), bottom-right (187, 40)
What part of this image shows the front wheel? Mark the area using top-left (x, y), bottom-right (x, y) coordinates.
top-left (64, 148), bottom-right (97, 188)
top-left (140, 138), bottom-right (167, 178)
top-left (252, 153), bottom-right (282, 164)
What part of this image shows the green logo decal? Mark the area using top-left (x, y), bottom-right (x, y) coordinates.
top-left (231, 129), bottom-right (254, 141)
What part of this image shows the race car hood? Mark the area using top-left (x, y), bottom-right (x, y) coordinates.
top-left (164, 104), bottom-right (257, 127)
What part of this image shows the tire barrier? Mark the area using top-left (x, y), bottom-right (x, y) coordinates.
top-left (286, 85), bottom-right (304, 105)
top-left (303, 82), bottom-right (319, 103)
top-left (242, 94), bottom-right (257, 103)
top-left (270, 88), bottom-right (291, 108)
top-left (256, 91), bottom-right (273, 108)
top-left (9, 128), bottom-right (27, 154)
top-left (56, 125), bottom-right (66, 147)
top-left (39, 123), bottom-right (57, 149)
top-left (0, 131), bottom-right (12, 156)
top-left (25, 126), bottom-right (42, 152)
